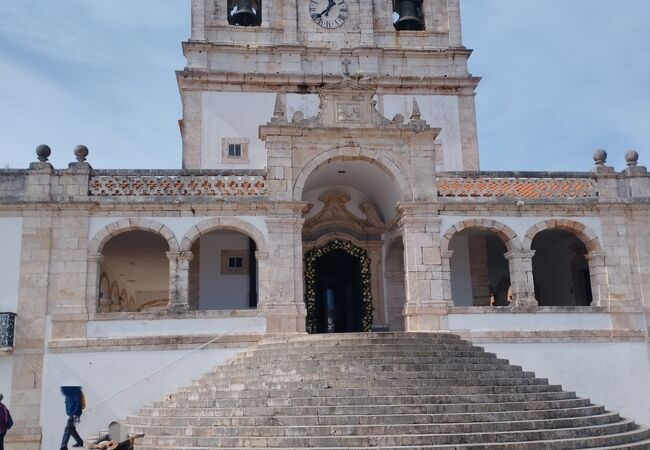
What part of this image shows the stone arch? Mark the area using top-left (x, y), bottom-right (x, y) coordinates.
top-left (522, 219), bottom-right (601, 253)
top-left (88, 218), bottom-right (179, 254)
top-left (292, 147), bottom-right (412, 202)
top-left (440, 219), bottom-right (522, 253)
top-left (179, 217), bottom-right (268, 253)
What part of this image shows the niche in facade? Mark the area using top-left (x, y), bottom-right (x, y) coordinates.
top-left (227, 0), bottom-right (262, 26)
top-left (532, 230), bottom-right (592, 307)
top-left (449, 230), bottom-right (511, 307)
top-left (392, 0), bottom-right (425, 31)
top-left (99, 231), bottom-right (170, 313)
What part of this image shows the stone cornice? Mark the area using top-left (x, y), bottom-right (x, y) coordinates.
top-left (182, 41), bottom-right (473, 57)
top-left (177, 70), bottom-right (481, 95)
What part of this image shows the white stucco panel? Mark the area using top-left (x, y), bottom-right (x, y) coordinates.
top-left (0, 217), bottom-right (22, 312)
top-left (448, 313), bottom-right (612, 331)
top-left (382, 95), bottom-right (462, 171)
top-left (41, 348), bottom-right (248, 450)
top-left (484, 342), bottom-right (650, 426)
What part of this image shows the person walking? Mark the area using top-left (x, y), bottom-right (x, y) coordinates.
top-left (0, 393), bottom-right (13, 450)
top-left (60, 386), bottom-right (85, 450)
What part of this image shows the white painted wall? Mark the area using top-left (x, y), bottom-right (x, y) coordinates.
top-left (41, 347), bottom-right (249, 450)
top-left (0, 217), bottom-right (22, 313)
top-left (448, 313), bottom-right (612, 331)
top-left (483, 342), bottom-right (650, 427)
top-left (0, 357), bottom-right (13, 408)
top-left (199, 91), bottom-right (465, 171)
top-left (199, 232), bottom-right (251, 310)
top-left (449, 234), bottom-right (473, 306)
top-left (382, 95), bottom-right (462, 171)
top-left (87, 316), bottom-right (265, 338)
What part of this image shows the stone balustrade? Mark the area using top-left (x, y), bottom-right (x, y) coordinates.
top-left (89, 171), bottom-right (268, 197)
top-left (0, 312), bottom-right (16, 349)
top-left (437, 172), bottom-right (598, 199)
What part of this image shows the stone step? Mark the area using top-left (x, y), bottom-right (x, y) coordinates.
top-left (241, 348), bottom-right (495, 359)
top-left (127, 404), bottom-right (607, 427)
top-left (137, 419), bottom-right (638, 447)
top-left (129, 412), bottom-right (622, 437)
top-left (256, 332), bottom-right (463, 346)
top-left (169, 384), bottom-right (564, 402)
top-left (138, 398), bottom-right (596, 418)
top-left (126, 332), bottom-right (649, 449)
top-left (187, 376), bottom-right (551, 391)
top-left (154, 391), bottom-right (578, 409)
top-left (234, 355), bottom-right (506, 367)
top-left (133, 426), bottom-right (650, 449)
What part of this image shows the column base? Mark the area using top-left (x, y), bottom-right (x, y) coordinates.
top-left (167, 303), bottom-right (190, 313)
top-left (403, 303), bottom-right (449, 332)
top-left (260, 304), bottom-right (307, 334)
top-left (512, 297), bottom-right (539, 312)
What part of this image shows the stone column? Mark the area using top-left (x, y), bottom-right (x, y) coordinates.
top-left (366, 242), bottom-right (385, 326)
top-left (586, 251), bottom-right (609, 308)
top-left (446, 0), bottom-right (463, 47)
top-left (191, 0), bottom-right (206, 40)
top-left (263, 213), bottom-right (307, 333)
top-left (505, 249), bottom-right (538, 311)
top-left (86, 253), bottom-right (104, 313)
top-left (283, 0), bottom-right (299, 44)
top-left (359, 0), bottom-right (375, 46)
top-left (167, 251), bottom-right (194, 312)
top-left (441, 250), bottom-right (454, 305)
top-left (399, 205), bottom-right (448, 331)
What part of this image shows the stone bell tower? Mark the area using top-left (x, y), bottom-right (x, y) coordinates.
top-left (179, 0), bottom-right (479, 171)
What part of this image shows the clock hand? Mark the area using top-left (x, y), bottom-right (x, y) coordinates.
top-left (316, 0), bottom-right (336, 18)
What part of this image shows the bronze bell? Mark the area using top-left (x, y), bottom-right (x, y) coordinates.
top-left (394, 0), bottom-right (424, 31)
top-left (230, 0), bottom-right (259, 26)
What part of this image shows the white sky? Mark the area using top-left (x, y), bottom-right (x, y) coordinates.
top-left (0, 0), bottom-right (648, 171)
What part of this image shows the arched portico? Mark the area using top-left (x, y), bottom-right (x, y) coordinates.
top-left (524, 219), bottom-right (606, 307)
top-left (441, 219), bottom-right (524, 308)
top-left (179, 217), bottom-right (269, 311)
top-left (293, 147), bottom-right (412, 207)
top-left (86, 219), bottom-right (179, 313)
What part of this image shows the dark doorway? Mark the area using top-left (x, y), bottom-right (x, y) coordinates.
top-left (314, 249), bottom-right (363, 333)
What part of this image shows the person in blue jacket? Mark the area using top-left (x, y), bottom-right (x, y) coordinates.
top-left (60, 386), bottom-right (84, 450)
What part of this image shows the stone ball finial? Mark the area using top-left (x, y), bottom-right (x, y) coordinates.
top-left (74, 145), bottom-right (89, 162)
top-left (625, 150), bottom-right (639, 167)
top-left (36, 144), bottom-right (51, 162)
top-left (593, 149), bottom-right (607, 166)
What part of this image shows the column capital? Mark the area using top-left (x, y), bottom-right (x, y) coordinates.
top-left (87, 252), bottom-right (104, 263)
top-left (585, 251), bottom-right (607, 262)
top-left (166, 251), bottom-right (194, 261)
top-left (504, 249), bottom-right (536, 260)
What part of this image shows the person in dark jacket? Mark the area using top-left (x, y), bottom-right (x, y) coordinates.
top-left (60, 386), bottom-right (84, 450)
top-left (0, 393), bottom-right (14, 450)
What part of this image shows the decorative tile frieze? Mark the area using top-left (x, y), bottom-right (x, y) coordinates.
top-left (0, 312), bottom-right (16, 349)
top-left (437, 176), bottom-right (598, 199)
top-left (89, 175), bottom-right (267, 197)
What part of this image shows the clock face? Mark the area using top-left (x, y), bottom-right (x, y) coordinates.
top-left (309, 0), bottom-right (348, 29)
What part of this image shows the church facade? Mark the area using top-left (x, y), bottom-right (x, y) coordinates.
top-left (1, 0), bottom-right (650, 448)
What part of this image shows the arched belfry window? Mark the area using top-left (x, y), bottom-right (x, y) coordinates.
top-left (228, 0), bottom-right (262, 26)
top-left (393, 0), bottom-right (425, 31)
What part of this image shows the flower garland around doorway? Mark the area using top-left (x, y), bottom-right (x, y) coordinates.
top-left (304, 239), bottom-right (373, 333)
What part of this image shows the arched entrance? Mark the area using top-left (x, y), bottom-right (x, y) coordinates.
top-left (305, 240), bottom-right (373, 334)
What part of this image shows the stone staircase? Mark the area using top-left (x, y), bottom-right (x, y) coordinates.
top-left (125, 333), bottom-right (650, 449)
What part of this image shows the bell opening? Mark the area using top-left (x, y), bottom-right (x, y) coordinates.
top-left (393, 0), bottom-right (425, 31)
top-left (228, 0), bottom-right (262, 27)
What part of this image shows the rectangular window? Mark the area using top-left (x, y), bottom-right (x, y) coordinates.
top-left (228, 144), bottom-right (242, 157)
top-left (222, 138), bottom-right (249, 163)
top-left (228, 256), bottom-right (244, 269)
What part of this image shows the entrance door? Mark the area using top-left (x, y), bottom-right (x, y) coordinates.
top-left (314, 249), bottom-right (363, 333)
